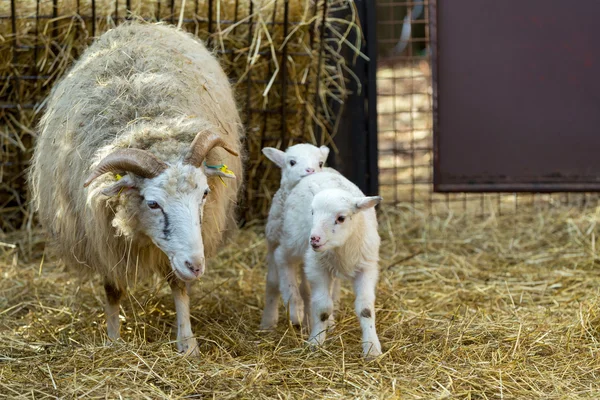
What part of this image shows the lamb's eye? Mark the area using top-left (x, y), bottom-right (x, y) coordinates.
top-left (147, 201), bottom-right (160, 210)
top-left (203, 189), bottom-right (209, 199)
top-left (289, 160), bottom-right (296, 166)
top-left (319, 162), bottom-right (324, 168)
top-left (336, 215), bottom-right (345, 224)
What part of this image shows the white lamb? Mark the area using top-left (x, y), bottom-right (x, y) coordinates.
top-left (277, 171), bottom-right (383, 358)
top-left (260, 144), bottom-right (330, 329)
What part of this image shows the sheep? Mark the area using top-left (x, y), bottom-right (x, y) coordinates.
top-left (277, 171), bottom-right (383, 358)
top-left (28, 22), bottom-right (244, 357)
top-left (259, 143), bottom-right (331, 329)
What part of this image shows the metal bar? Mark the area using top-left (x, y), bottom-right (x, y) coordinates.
top-left (313, 0), bottom-right (328, 146)
top-left (208, 0), bottom-right (214, 43)
top-left (91, 0), bottom-right (96, 36)
top-left (280, 0), bottom-right (289, 147)
top-left (244, 1), bottom-right (254, 130)
top-left (170, 0), bottom-right (175, 24)
top-left (365, 0), bottom-right (379, 196)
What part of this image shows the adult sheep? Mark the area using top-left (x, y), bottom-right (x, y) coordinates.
top-left (28, 22), bottom-right (244, 356)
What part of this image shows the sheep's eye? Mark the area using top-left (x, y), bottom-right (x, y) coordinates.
top-left (319, 162), bottom-right (324, 168)
top-left (147, 201), bottom-right (160, 209)
top-left (336, 215), bottom-right (345, 224)
top-left (289, 160), bottom-right (296, 166)
top-left (203, 189), bottom-right (209, 199)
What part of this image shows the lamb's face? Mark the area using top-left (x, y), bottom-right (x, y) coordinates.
top-left (113, 162), bottom-right (234, 281)
top-left (309, 189), bottom-right (382, 253)
top-left (262, 144), bottom-right (329, 188)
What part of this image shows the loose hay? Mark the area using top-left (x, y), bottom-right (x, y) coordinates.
top-left (0, 0), bottom-right (363, 231)
top-left (3, 206), bottom-right (600, 398)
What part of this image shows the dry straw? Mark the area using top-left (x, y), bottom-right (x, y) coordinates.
top-left (3, 205), bottom-right (600, 397)
top-left (0, 0), bottom-right (364, 232)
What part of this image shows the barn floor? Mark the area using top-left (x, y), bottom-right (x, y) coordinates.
top-left (2, 205), bottom-right (600, 398)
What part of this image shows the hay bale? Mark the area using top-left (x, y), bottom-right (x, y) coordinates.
top-left (0, 0), bottom-right (363, 232)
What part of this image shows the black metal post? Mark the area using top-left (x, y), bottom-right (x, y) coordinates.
top-left (327, 0), bottom-right (378, 196)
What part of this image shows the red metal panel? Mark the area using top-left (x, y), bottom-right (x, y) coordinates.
top-left (432, 0), bottom-right (600, 192)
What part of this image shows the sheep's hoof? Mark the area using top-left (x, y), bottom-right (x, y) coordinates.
top-left (362, 341), bottom-right (382, 360)
top-left (178, 338), bottom-right (200, 357)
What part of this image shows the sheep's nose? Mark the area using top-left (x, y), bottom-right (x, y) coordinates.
top-left (185, 258), bottom-right (205, 277)
top-left (306, 168), bottom-right (315, 174)
top-left (310, 235), bottom-right (321, 244)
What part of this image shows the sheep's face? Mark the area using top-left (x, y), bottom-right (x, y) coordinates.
top-left (309, 189), bottom-right (382, 253)
top-left (262, 144), bottom-right (329, 188)
top-left (106, 162), bottom-right (235, 281)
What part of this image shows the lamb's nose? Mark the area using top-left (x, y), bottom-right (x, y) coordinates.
top-left (185, 259), bottom-right (205, 277)
top-left (310, 235), bottom-right (320, 244)
top-left (306, 168), bottom-right (315, 174)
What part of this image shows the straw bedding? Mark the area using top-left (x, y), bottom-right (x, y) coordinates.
top-left (2, 205), bottom-right (600, 398)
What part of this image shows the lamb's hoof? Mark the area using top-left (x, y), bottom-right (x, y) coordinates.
top-left (105, 335), bottom-right (123, 346)
top-left (289, 306), bottom-right (305, 327)
top-left (177, 338), bottom-right (200, 357)
top-left (362, 341), bottom-right (382, 360)
top-left (307, 335), bottom-right (323, 352)
top-left (259, 320), bottom-right (277, 331)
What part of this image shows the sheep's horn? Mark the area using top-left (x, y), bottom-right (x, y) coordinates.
top-left (83, 148), bottom-right (168, 187)
top-left (185, 130), bottom-right (239, 168)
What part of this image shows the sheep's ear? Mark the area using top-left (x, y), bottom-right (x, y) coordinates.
top-left (319, 145), bottom-right (330, 161)
top-left (354, 196), bottom-right (382, 211)
top-left (101, 174), bottom-right (136, 196)
top-left (204, 165), bottom-right (236, 179)
top-left (262, 147), bottom-right (286, 168)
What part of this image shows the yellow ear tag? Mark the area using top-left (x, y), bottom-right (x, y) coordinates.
top-left (115, 173), bottom-right (125, 197)
top-left (205, 163), bottom-right (235, 187)
top-left (218, 165), bottom-right (235, 187)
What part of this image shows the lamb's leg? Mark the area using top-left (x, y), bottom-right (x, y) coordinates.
top-left (260, 245), bottom-right (280, 330)
top-left (327, 278), bottom-right (341, 331)
top-left (353, 267), bottom-right (382, 358)
top-left (104, 281), bottom-right (124, 341)
top-left (305, 256), bottom-right (333, 348)
top-left (275, 246), bottom-right (304, 326)
top-left (299, 270), bottom-right (311, 329)
top-left (169, 279), bottom-right (200, 357)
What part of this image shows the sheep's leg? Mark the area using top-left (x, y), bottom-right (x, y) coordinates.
top-left (353, 267), bottom-right (382, 358)
top-left (299, 270), bottom-right (311, 329)
top-left (260, 246), bottom-right (280, 330)
top-left (169, 279), bottom-right (200, 357)
top-left (275, 246), bottom-right (304, 326)
top-left (104, 281), bottom-right (124, 341)
top-left (305, 256), bottom-right (333, 348)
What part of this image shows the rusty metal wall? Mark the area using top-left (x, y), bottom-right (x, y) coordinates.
top-left (376, 0), bottom-right (599, 215)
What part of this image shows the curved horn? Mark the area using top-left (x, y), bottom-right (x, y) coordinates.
top-left (185, 130), bottom-right (239, 168)
top-left (83, 148), bottom-right (168, 187)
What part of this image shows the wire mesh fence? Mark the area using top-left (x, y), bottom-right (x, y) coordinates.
top-left (0, 0), bottom-right (363, 232)
top-left (375, 0), bottom-right (599, 216)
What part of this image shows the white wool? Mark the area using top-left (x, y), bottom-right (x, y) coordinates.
top-left (262, 171), bottom-right (384, 358)
top-left (28, 22), bottom-right (244, 356)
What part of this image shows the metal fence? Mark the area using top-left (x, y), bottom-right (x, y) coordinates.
top-left (375, 0), bottom-right (598, 215)
top-left (0, 0), bottom-right (364, 232)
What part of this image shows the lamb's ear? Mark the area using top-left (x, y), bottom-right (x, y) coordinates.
top-left (262, 147), bottom-right (286, 168)
top-left (204, 165), bottom-right (236, 180)
top-left (319, 145), bottom-right (330, 161)
top-left (101, 174), bottom-right (136, 196)
top-left (354, 196), bottom-right (383, 211)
